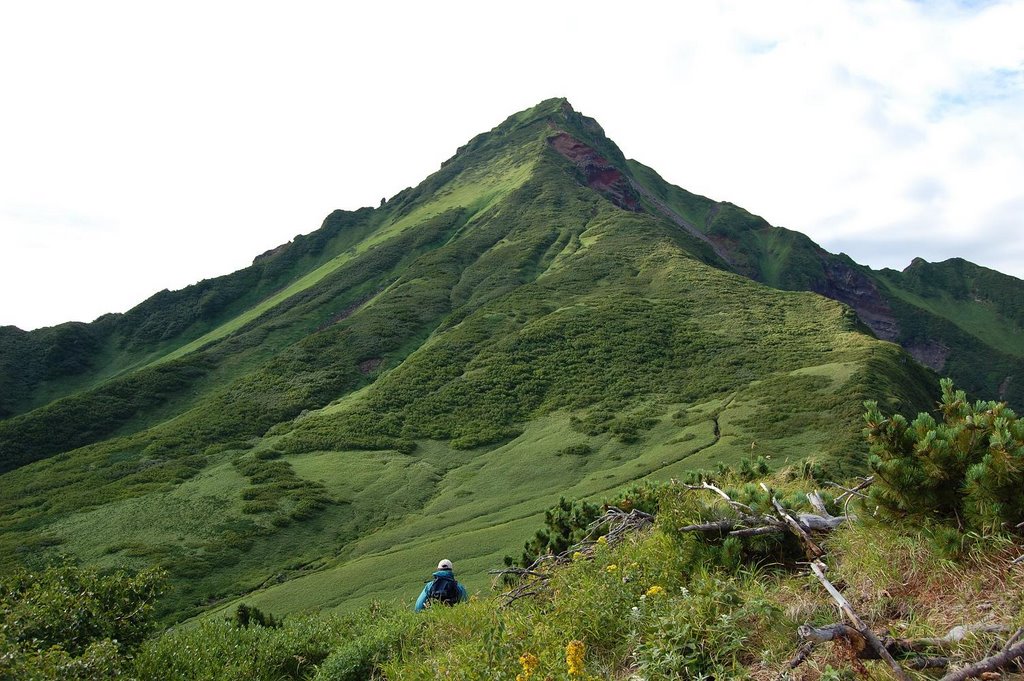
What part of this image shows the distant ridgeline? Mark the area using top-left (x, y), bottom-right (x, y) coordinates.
top-left (0, 98), bottom-right (1019, 621)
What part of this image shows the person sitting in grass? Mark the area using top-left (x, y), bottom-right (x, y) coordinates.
top-left (414, 559), bottom-right (468, 611)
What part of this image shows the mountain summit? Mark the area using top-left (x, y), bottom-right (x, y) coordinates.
top-left (0, 100), bottom-right (1020, 619)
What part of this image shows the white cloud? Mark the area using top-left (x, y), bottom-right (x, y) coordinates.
top-left (0, 0), bottom-right (1022, 330)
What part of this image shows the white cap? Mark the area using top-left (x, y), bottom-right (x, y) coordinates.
top-left (437, 559), bottom-right (453, 570)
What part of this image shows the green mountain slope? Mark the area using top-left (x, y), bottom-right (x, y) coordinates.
top-left (0, 98), bottom-right (1008, 622)
top-left (627, 161), bottom-right (1024, 405)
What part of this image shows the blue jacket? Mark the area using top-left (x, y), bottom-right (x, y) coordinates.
top-left (414, 569), bottom-right (468, 611)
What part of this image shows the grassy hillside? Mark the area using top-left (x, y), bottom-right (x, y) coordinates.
top-left (0, 98), bottom-right (978, 626)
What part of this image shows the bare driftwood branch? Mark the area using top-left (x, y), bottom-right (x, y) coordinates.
top-left (910, 624), bottom-right (1008, 650)
top-left (678, 514), bottom-right (783, 534)
top-left (1012, 553), bottom-right (1024, 565)
top-left (827, 475), bottom-right (874, 500)
top-left (796, 513), bottom-right (847, 531)
top-left (763, 483), bottom-right (824, 558)
top-left (682, 481), bottom-right (755, 514)
top-left (799, 623), bottom-right (861, 644)
top-left (678, 485), bottom-right (848, 543)
top-left (799, 622), bottom-right (1007, 654)
top-left (806, 490), bottom-right (830, 516)
top-left (826, 482), bottom-right (868, 499)
top-left (787, 622), bottom-right (1013, 674)
top-left (678, 518), bottom-right (742, 534)
top-left (809, 560), bottom-right (910, 681)
top-left (729, 524), bottom-right (789, 537)
top-left (938, 627), bottom-right (1024, 681)
top-left (828, 475), bottom-right (875, 517)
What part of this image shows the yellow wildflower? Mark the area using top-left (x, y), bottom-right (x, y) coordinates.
top-left (566, 639), bottom-right (585, 677)
top-left (645, 585), bottom-right (666, 597)
top-left (605, 564), bottom-right (618, 572)
top-left (596, 535), bottom-right (607, 545)
top-left (572, 551), bottom-right (584, 562)
top-left (516, 652), bottom-right (539, 681)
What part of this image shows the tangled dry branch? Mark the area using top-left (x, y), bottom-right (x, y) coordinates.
top-left (488, 507), bottom-right (654, 607)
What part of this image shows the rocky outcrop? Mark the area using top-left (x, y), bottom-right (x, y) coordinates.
top-left (904, 340), bottom-right (950, 372)
top-left (547, 133), bottom-right (641, 211)
top-left (253, 241), bottom-right (291, 264)
top-left (813, 256), bottom-right (901, 343)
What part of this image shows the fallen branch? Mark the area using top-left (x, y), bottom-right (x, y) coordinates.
top-left (591, 507), bottom-right (654, 546)
top-left (682, 481), bottom-right (754, 514)
top-left (492, 507), bottom-right (654, 607)
top-left (809, 560), bottom-right (910, 681)
top-left (806, 491), bottom-right (830, 516)
top-left (906, 656), bottom-right (950, 671)
top-left (909, 623), bottom-right (1009, 650)
top-left (938, 627), bottom-right (1024, 681)
top-left (763, 483), bottom-right (824, 558)
top-left (1012, 554), bottom-right (1024, 565)
top-left (678, 515), bottom-right (783, 535)
top-left (788, 620), bottom-right (1014, 676)
top-left (677, 490), bottom-right (847, 540)
top-left (777, 641), bottom-right (816, 679)
top-left (827, 475), bottom-right (874, 501)
top-left (827, 475), bottom-right (874, 517)
top-left (799, 622), bottom-right (1006, 655)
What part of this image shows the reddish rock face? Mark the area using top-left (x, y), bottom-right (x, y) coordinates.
top-left (547, 132), bottom-right (641, 212)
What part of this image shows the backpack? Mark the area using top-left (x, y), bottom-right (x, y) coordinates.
top-left (425, 575), bottom-right (460, 606)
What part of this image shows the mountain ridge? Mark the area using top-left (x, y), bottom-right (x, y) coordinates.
top-left (0, 98), bottom-right (1018, 621)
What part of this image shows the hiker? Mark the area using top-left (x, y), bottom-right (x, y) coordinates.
top-left (414, 559), bottom-right (468, 611)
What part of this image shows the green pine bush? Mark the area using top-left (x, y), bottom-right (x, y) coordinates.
top-left (864, 378), bottom-right (1024, 531)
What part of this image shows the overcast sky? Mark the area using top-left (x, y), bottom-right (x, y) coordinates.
top-left (1, 0), bottom-right (1022, 330)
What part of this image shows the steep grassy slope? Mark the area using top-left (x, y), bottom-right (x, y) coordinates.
top-left (0, 98), bottom-right (959, 623)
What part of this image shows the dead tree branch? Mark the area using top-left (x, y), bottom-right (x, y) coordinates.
top-left (594, 506), bottom-right (655, 546)
top-left (827, 476), bottom-right (875, 502)
top-left (809, 560), bottom-right (910, 681)
top-left (798, 622), bottom-right (1006, 655)
top-left (906, 656), bottom-right (951, 671)
top-left (788, 621), bottom-right (1014, 675)
top-left (491, 507), bottom-right (654, 607)
top-left (681, 481), bottom-right (755, 514)
top-left (806, 490), bottom-right (830, 516)
top-left (827, 475), bottom-right (875, 517)
top-left (763, 483), bottom-right (824, 558)
top-left (938, 627), bottom-right (1024, 681)
top-left (777, 641), bottom-right (816, 679)
top-left (677, 484), bottom-right (848, 543)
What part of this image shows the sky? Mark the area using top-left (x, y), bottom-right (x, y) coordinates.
top-left (1, 0), bottom-right (1022, 330)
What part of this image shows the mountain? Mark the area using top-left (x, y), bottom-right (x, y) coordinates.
top-left (0, 98), bottom-right (1017, 621)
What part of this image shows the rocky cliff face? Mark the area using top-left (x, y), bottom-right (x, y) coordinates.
top-left (812, 255), bottom-right (901, 343)
top-left (548, 132), bottom-right (641, 212)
